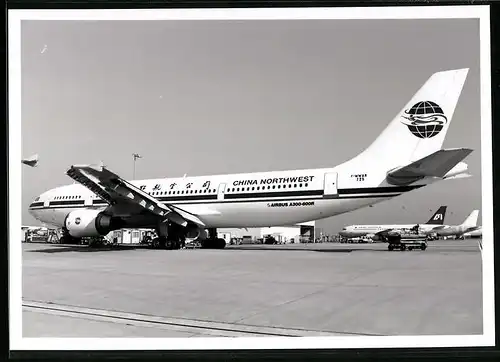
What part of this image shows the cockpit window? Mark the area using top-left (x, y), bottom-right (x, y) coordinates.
top-left (35, 197), bottom-right (40, 201)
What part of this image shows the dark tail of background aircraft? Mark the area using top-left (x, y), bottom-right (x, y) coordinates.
top-left (426, 206), bottom-right (447, 225)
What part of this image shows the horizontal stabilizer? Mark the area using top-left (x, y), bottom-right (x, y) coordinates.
top-left (386, 148), bottom-right (473, 186)
top-left (443, 172), bottom-right (472, 180)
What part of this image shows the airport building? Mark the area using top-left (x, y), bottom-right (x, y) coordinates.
top-left (218, 221), bottom-right (315, 244)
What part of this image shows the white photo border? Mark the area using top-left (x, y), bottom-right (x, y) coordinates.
top-left (8, 5), bottom-right (494, 351)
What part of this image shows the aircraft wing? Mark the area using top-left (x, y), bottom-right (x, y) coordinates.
top-left (371, 224), bottom-right (420, 238)
top-left (429, 225), bottom-right (447, 230)
top-left (372, 228), bottom-right (393, 236)
top-left (386, 148), bottom-right (473, 186)
top-left (66, 164), bottom-right (205, 227)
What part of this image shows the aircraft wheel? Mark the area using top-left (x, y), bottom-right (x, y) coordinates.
top-left (151, 237), bottom-right (161, 249)
top-left (217, 238), bottom-right (226, 249)
top-left (165, 239), bottom-right (180, 250)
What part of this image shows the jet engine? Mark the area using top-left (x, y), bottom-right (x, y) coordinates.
top-left (185, 225), bottom-right (208, 243)
top-left (64, 209), bottom-right (118, 238)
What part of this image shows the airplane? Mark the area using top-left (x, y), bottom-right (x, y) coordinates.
top-left (463, 225), bottom-right (482, 239)
top-left (28, 68), bottom-right (473, 250)
top-left (22, 154), bottom-right (39, 167)
top-left (424, 210), bottom-right (480, 239)
top-left (21, 225), bottom-right (47, 233)
top-left (338, 206), bottom-right (447, 241)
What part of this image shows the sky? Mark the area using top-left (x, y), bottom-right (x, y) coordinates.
top-left (20, 18), bottom-right (482, 233)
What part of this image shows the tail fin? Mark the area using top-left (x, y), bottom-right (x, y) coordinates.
top-left (357, 69), bottom-right (469, 169)
top-left (426, 206), bottom-right (447, 225)
top-left (461, 210), bottom-right (479, 228)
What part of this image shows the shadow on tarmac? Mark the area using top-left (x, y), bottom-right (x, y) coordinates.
top-left (26, 241), bottom-right (479, 254)
top-left (224, 246), bottom-right (354, 253)
top-left (27, 244), bottom-right (151, 253)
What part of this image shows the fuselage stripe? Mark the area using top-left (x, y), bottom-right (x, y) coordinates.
top-left (48, 200), bottom-right (85, 206)
top-left (31, 186), bottom-right (422, 210)
top-left (225, 190), bottom-right (322, 199)
top-left (29, 193), bottom-right (403, 211)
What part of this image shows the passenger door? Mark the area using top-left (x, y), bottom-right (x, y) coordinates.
top-left (217, 183), bottom-right (226, 200)
top-left (323, 172), bottom-right (339, 198)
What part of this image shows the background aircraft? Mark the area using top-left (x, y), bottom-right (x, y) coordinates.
top-left (463, 225), bottom-right (482, 238)
top-left (339, 206), bottom-right (447, 241)
top-left (22, 154), bottom-right (39, 167)
top-left (426, 210), bottom-right (480, 239)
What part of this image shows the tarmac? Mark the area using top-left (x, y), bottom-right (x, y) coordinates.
top-left (21, 239), bottom-right (483, 338)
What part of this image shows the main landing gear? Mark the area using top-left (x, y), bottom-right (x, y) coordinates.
top-left (59, 228), bottom-right (82, 245)
top-left (199, 228), bottom-right (227, 249)
top-left (150, 222), bottom-right (186, 250)
top-left (150, 227), bottom-right (226, 250)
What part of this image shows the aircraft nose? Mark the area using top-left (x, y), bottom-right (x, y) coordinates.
top-left (28, 194), bottom-right (44, 215)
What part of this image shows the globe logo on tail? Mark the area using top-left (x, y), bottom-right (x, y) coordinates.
top-left (400, 101), bottom-right (448, 139)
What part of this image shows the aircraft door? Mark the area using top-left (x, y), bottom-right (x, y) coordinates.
top-left (323, 172), bottom-right (339, 198)
top-left (217, 183), bottom-right (226, 200)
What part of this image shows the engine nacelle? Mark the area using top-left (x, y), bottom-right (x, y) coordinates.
top-left (185, 225), bottom-right (208, 242)
top-left (64, 209), bottom-right (115, 238)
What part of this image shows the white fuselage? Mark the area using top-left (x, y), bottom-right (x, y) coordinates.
top-left (339, 223), bottom-right (440, 238)
top-left (28, 163), bottom-right (430, 231)
top-left (433, 225), bottom-right (476, 237)
top-left (463, 226), bottom-right (482, 238)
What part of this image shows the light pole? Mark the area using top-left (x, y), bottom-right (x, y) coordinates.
top-left (132, 153), bottom-right (142, 179)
